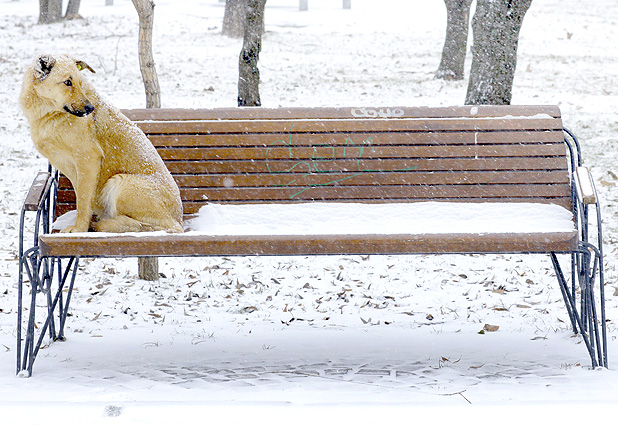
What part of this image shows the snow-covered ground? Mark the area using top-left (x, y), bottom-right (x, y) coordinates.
top-left (1, 0), bottom-right (617, 423)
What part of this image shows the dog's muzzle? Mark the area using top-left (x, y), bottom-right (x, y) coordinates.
top-left (64, 103), bottom-right (95, 117)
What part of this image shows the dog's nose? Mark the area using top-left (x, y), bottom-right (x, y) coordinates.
top-left (84, 103), bottom-right (95, 115)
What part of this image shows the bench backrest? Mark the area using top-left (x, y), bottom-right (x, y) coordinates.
top-left (54, 105), bottom-right (571, 219)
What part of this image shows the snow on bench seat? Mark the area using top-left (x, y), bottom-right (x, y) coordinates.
top-left (187, 202), bottom-right (574, 235)
top-left (42, 202), bottom-right (577, 258)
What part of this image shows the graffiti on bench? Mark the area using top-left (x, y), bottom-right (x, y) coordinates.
top-left (265, 123), bottom-right (416, 199)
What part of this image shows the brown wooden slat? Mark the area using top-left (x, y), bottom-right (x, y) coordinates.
top-left (178, 184), bottom-right (572, 202)
top-left (156, 144), bottom-right (566, 161)
top-left (148, 130), bottom-right (564, 148)
top-left (171, 171), bottom-right (570, 189)
top-left (164, 157), bottom-right (568, 174)
top-left (58, 170), bottom-right (571, 190)
top-left (24, 172), bottom-right (52, 212)
top-left (56, 183), bottom-right (571, 203)
top-left (122, 105), bottom-right (561, 121)
top-left (39, 230), bottom-right (577, 258)
top-left (136, 117), bottom-right (562, 135)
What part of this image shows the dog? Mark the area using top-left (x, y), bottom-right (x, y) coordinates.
top-left (20, 54), bottom-right (183, 233)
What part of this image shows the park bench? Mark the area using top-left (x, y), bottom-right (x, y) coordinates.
top-left (17, 105), bottom-right (606, 376)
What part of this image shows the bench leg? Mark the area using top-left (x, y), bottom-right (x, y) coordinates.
top-left (551, 248), bottom-right (607, 368)
top-left (17, 248), bottom-right (79, 377)
top-left (578, 243), bottom-right (606, 368)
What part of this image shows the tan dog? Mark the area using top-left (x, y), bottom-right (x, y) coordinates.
top-left (20, 54), bottom-right (183, 233)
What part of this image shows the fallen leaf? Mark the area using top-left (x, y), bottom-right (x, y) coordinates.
top-left (241, 306), bottom-right (258, 314)
top-left (483, 324), bottom-right (500, 332)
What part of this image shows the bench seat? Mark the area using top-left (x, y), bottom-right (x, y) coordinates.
top-left (43, 202), bottom-right (577, 257)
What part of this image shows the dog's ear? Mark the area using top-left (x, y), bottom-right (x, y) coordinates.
top-left (75, 60), bottom-right (96, 74)
top-left (34, 55), bottom-right (56, 81)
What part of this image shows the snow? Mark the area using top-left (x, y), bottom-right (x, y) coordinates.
top-left (53, 202), bottom-right (576, 235)
top-left (188, 202), bottom-right (575, 235)
top-left (1, 0), bottom-right (618, 423)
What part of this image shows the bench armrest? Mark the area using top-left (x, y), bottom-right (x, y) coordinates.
top-left (574, 167), bottom-right (597, 205)
top-left (23, 172), bottom-right (52, 212)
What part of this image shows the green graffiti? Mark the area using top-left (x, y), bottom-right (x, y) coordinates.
top-left (264, 124), bottom-right (416, 199)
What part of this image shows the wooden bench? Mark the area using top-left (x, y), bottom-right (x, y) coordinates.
top-left (17, 105), bottom-right (606, 376)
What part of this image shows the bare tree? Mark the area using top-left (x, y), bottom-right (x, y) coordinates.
top-left (465, 0), bottom-right (533, 105)
top-left (38, 0), bottom-right (83, 23)
top-left (131, 0), bottom-right (161, 280)
top-left (38, 0), bottom-right (62, 23)
top-left (435, 0), bottom-right (473, 80)
top-left (65, 0), bottom-right (82, 20)
top-left (223, 0), bottom-right (246, 38)
top-left (131, 0), bottom-right (161, 108)
top-left (238, 0), bottom-right (266, 107)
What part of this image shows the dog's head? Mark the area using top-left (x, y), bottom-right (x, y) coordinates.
top-left (30, 54), bottom-right (97, 117)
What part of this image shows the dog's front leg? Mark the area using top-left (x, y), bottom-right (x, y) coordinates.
top-left (61, 157), bottom-right (101, 233)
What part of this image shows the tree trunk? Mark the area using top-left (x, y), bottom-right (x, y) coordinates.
top-left (238, 0), bottom-right (266, 107)
top-left (435, 0), bottom-right (473, 80)
top-left (131, 0), bottom-right (161, 109)
top-left (38, 0), bottom-right (63, 24)
top-left (465, 0), bottom-right (533, 105)
top-left (138, 257), bottom-right (159, 281)
top-left (65, 0), bottom-right (82, 20)
top-left (131, 0), bottom-right (161, 280)
top-left (223, 0), bottom-right (246, 38)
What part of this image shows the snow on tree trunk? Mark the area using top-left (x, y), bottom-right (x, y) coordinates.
top-left (465, 0), bottom-right (533, 105)
top-left (435, 0), bottom-right (473, 80)
top-left (223, 0), bottom-right (246, 38)
top-left (238, 0), bottom-right (266, 107)
top-left (131, 0), bottom-right (161, 280)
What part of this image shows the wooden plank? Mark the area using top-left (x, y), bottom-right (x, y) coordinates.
top-left (56, 183), bottom-right (572, 203)
top-left (148, 130), bottom-right (564, 148)
top-left (163, 157), bottom-right (569, 175)
top-left (136, 117), bottom-right (563, 135)
top-left (58, 170), bottom-right (571, 190)
top-left (39, 230), bottom-right (577, 258)
top-left (156, 144), bottom-right (567, 161)
top-left (171, 171), bottom-right (570, 188)
top-left (24, 172), bottom-right (52, 212)
top-left (176, 184), bottom-right (572, 202)
top-left (122, 105), bottom-right (561, 121)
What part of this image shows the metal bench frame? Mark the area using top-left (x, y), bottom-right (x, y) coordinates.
top-left (16, 106), bottom-right (606, 376)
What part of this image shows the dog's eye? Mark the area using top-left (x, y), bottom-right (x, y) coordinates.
top-left (63, 80), bottom-right (72, 87)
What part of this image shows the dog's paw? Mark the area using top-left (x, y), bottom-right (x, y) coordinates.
top-left (60, 224), bottom-right (88, 233)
